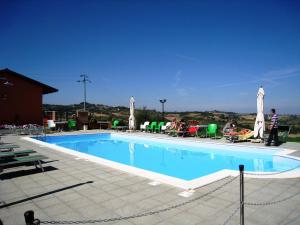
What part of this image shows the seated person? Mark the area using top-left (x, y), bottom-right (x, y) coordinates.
top-left (177, 119), bottom-right (188, 136)
top-left (223, 120), bottom-right (237, 135)
top-left (166, 119), bottom-right (177, 135)
top-left (170, 118), bottom-right (177, 130)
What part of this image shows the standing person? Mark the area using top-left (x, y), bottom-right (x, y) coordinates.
top-left (266, 108), bottom-right (279, 146)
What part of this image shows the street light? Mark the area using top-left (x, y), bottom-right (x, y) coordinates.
top-left (159, 99), bottom-right (167, 121)
top-left (77, 74), bottom-right (91, 112)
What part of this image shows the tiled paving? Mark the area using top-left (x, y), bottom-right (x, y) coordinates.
top-left (1, 131), bottom-right (300, 225)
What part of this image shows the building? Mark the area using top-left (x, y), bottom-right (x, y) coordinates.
top-left (0, 68), bottom-right (58, 125)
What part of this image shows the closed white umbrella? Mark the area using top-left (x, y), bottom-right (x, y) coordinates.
top-left (254, 87), bottom-right (265, 138)
top-left (129, 96), bottom-right (135, 130)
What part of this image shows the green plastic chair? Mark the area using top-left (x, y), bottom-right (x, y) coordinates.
top-left (68, 120), bottom-right (77, 130)
top-left (112, 120), bottom-right (119, 129)
top-left (147, 122), bottom-right (157, 132)
top-left (155, 122), bottom-right (165, 133)
top-left (206, 124), bottom-right (218, 138)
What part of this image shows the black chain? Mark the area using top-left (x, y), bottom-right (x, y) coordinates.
top-left (245, 191), bottom-right (300, 206)
top-left (40, 176), bottom-right (239, 224)
top-left (221, 205), bottom-right (240, 225)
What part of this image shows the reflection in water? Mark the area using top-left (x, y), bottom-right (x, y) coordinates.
top-left (254, 159), bottom-right (264, 171)
top-left (129, 142), bottom-right (135, 166)
top-left (160, 148), bottom-right (165, 166)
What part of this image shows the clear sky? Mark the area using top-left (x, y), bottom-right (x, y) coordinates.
top-left (1, 0), bottom-right (300, 114)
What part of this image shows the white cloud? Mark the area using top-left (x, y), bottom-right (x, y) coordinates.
top-left (215, 66), bottom-right (300, 88)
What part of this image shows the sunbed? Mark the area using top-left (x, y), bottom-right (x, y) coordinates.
top-left (0, 145), bottom-right (20, 151)
top-left (226, 129), bottom-right (254, 143)
top-left (0, 149), bottom-right (36, 158)
top-left (0, 154), bottom-right (48, 172)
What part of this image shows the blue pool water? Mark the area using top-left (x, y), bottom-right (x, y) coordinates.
top-left (34, 133), bottom-right (300, 181)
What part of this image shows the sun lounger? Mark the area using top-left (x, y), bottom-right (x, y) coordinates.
top-left (0, 154), bottom-right (48, 172)
top-left (0, 149), bottom-right (36, 158)
top-left (0, 145), bottom-right (20, 151)
top-left (226, 129), bottom-right (254, 143)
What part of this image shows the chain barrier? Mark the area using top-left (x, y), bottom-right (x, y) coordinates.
top-left (221, 205), bottom-right (240, 225)
top-left (245, 191), bottom-right (300, 206)
top-left (24, 163), bottom-right (300, 225)
top-left (39, 176), bottom-right (239, 224)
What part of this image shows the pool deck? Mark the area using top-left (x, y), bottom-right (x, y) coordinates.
top-left (1, 130), bottom-right (300, 225)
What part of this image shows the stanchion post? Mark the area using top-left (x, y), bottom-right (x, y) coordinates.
top-left (24, 210), bottom-right (34, 225)
top-left (24, 210), bottom-right (40, 225)
top-left (239, 164), bottom-right (244, 225)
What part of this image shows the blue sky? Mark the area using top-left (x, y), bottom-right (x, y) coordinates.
top-left (1, 0), bottom-right (300, 114)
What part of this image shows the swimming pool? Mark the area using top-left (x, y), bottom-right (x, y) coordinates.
top-left (27, 133), bottom-right (300, 189)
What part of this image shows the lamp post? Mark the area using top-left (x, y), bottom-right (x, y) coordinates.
top-left (159, 99), bottom-right (167, 121)
top-left (77, 74), bottom-right (91, 112)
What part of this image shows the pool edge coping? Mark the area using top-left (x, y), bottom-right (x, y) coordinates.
top-left (22, 134), bottom-right (300, 190)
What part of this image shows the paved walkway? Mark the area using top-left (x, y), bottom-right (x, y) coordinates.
top-left (1, 131), bottom-right (300, 225)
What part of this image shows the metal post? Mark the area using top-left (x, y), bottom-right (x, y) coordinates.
top-left (24, 210), bottom-right (40, 225)
top-left (159, 99), bottom-right (167, 121)
top-left (77, 74), bottom-right (91, 112)
top-left (83, 76), bottom-right (86, 112)
top-left (239, 164), bottom-right (244, 225)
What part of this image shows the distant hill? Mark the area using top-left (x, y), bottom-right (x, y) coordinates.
top-left (43, 103), bottom-right (300, 133)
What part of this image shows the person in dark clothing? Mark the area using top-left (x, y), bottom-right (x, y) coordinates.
top-left (266, 108), bottom-right (279, 146)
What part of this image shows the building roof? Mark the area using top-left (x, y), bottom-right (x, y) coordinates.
top-left (0, 68), bottom-right (58, 94)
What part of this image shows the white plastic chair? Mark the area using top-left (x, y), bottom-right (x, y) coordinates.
top-left (140, 121), bottom-right (150, 131)
top-left (161, 122), bottom-right (171, 132)
top-left (47, 120), bottom-right (56, 129)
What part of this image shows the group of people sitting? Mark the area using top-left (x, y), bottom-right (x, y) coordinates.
top-left (166, 119), bottom-right (188, 134)
top-left (163, 119), bottom-right (203, 137)
top-left (164, 118), bottom-right (254, 140)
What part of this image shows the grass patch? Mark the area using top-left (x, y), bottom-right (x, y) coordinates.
top-left (287, 137), bottom-right (300, 143)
